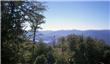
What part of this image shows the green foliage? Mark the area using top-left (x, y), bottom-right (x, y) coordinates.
top-left (1, 1), bottom-right (25, 64)
top-left (34, 54), bottom-right (47, 64)
top-left (57, 34), bottom-right (110, 64)
top-left (1, 1), bottom-right (46, 64)
top-left (15, 34), bottom-right (110, 64)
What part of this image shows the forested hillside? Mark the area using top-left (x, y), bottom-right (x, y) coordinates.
top-left (1, 1), bottom-right (110, 64)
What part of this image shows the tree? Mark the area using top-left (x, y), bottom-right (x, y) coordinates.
top-left (20, 1), bottom-right (46, 63)
top-left (19, 1), bottom-right (46, 43)
top-left (1, 1), bottom-right (25, 64)
top-left (65, 34), bottom-right (110, 64)
top-left (1, 1), bottom-right (46, 64)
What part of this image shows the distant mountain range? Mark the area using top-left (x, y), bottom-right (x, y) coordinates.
top-left (27, 30), bottom-right (110, 44)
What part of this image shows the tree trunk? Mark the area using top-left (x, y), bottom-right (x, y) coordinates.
top-left (32, 27), bottom-right (36, 64)
top-left (33, 27), bottom-right (36, 44)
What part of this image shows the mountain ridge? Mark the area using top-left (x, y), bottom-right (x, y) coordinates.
top-left (27, 30), bottom-right (110, 44)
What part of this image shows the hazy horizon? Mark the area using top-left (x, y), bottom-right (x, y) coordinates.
top-left (38, 29), bottom-right (110, 31)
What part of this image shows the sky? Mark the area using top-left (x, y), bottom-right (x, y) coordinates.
top-left (26, 1), bottom-right (110, 31)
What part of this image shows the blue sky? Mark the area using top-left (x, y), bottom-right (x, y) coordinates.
top-left (38, 1), bottom-right (109, 31)
top-left (25, 1), bottom-right (109, 31)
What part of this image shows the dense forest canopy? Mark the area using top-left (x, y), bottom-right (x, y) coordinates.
top-left (1, 1), bottom-right (110, 64)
